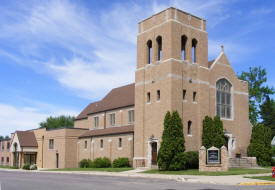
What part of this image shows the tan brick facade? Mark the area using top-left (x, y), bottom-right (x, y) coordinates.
top-left (0, 139), bottom-right (11, 166)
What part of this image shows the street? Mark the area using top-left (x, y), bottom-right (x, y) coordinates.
top-left (0, 170), bottom-right (274, 190)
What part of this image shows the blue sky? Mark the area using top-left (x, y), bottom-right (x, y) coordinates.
top-left (0, 0), bottom-right (275, 136)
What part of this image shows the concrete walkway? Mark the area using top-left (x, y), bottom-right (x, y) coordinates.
top-left (0, 168), bottom-right (273, 186)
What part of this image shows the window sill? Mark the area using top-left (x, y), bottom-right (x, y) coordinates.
top-left (118, 147), bottom-right (123, 150)
top-left (183, 100), bottom-right (187, 103)
top-left (187, 134), bottom-right (192, 137)
top-left (100, 148), bottom-right (103, 151)
top-left (147, 102), bottom-right (151, 105)
top-left (192, 101), bottom-right (197, 104)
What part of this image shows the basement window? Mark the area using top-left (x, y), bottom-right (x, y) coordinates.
top-left (147, 92), bottom-right (151, 103)
top-left (193, 92), bottom-right (197, 102)
top-left (183, 90), bottom-right (186, 100)
top-left (157, 90), bottom-right (160, 101)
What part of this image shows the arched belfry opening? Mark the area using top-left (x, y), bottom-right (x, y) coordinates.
top-left (181, 35), bottom-right (187, 60)
top-left (192, 39), bottom-right (197, 63)
top-left (147, 40), bottom-right (152, 64)
top-left (156, 36), bottom-right (162, 61)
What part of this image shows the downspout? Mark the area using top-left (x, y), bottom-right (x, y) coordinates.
top-left (42, 136), bottom-right (44, 168)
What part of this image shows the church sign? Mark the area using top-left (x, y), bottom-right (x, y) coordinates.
top-left (207, 146), bottom-right (220, 164)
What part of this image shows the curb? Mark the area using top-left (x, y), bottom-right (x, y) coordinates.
top-left (238, 181), bottom-right (275, 186)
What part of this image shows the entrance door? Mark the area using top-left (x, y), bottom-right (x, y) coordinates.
top-left (151, 142), bottom-right (157, 165)
top-left (56, 153), bottom-right (59, 168)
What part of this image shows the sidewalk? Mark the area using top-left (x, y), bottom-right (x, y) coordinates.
top-left (0, 168), bottom-right (273, 186)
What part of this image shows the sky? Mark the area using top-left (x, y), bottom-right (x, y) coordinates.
top-left (0, 0), bottom-right (275, 136)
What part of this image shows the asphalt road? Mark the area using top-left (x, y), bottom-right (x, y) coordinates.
top-left (0, 170), bottom-right (274, 190)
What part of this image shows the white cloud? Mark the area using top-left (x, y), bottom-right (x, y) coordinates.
top-left (0, 103), bottom-right (79, 136)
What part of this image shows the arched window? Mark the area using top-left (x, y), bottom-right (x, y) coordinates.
top-left (147, 40), bottom-right (152, 64)
top-left (192, 39), bottom-right (197, 63)
top-left (216, 78), bottom-right (232, 119)
top-left (188, 121), bottom-right (192, 135)
top-left (156, 36), bottom-right (162, 61)
top-left (181, 35), bottom-right (187, 60)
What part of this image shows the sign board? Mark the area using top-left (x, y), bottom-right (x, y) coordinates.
top-left (207, 146), bottom-right (220, 164)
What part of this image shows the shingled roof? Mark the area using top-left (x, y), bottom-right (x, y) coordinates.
top-left (16, 131), bottom-right (38, 147)
top-left (75, 83), bottom-right (135, 120)
top-left (79, 125), bottom-right (134, 138)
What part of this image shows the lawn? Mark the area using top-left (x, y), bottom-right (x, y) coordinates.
top-left (45, 167), bottom-right (133, 172)
top-left (244, 176), bottom-right (275, 181)
top-left (143, 168), bottom-right (272, 176)
top-left (0, 165), bottom-right (18, 169)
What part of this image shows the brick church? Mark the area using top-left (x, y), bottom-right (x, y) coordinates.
top-left (1, 7), bottom-right (252, 169)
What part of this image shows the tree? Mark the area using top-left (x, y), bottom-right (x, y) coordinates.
top-left (4, 136), bottom-right (9, 140)
top-left (0, 136), bottom-right (3, 141)
top-left (239, 66), bottom-right (274, 125)
top-left (202, 115), bottom-right (226, 149)
top-left (260, 96), bottom-right (275, 138)
top-left (247, 124), bottom-right (272, 166)
top-left (157, 111), bottom-right (186, 171)
top-left (39, 115), bottom-right (75, 129)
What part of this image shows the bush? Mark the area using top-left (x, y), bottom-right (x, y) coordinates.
top-left (113, 158), bottom-right (130, 168)
top-left (184, 151), bottom-right (199, 169)
top-left (247, 124), bottom-right (272, 166)
top-left (91, 157), bottom-right (111, 168)
top-left (22, 164), bottom-right (30, 170)
top-left (202, 116), bottom-right (226, 149)
top-left (157, 111), bottom-right (186, 171)
top-left (30, 164), bottom-right (37, 170)
top-left (79, 159), bottom-right (93, 168)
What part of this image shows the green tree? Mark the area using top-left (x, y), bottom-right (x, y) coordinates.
top-left (0, 136), bottom-right (3, 141)
top-left (239, 66), bottom-right (274, 125)
top-left (202, 115), bottom-right (226, 149)
top-left (157, 111), bottom-right (186, 171)
top-left (260, 96), bottom-right (275, 138)
top-left (247, 124), bottom-right (272, 166)
top-left (4, 136), bottom-right (9, 140)
top-left (39, 115), bottom-right (75, 129)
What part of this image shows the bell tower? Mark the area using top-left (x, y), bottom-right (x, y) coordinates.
top-left (134, 7), bottom-right (209, 167)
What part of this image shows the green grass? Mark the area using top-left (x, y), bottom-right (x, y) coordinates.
top-left (45, 167), bottom-right (133, 172)
top-left (143, 168), bottom-right (271, 176)
top-left (0, 165), bottom-right (19, 169)
top-left (244, 176), bottom-right (275, 181)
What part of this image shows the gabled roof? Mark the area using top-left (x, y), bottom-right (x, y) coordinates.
top-left (75, 83), bottom-right (135, 120)
top-left (79, 125), bottom-right (134, 138)
top-left (16, 131), bottom-right (38, 147)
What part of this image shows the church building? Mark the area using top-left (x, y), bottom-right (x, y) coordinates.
top-left (1, 7), bottom-right (252, 169)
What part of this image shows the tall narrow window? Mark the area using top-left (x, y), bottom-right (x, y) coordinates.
top-left (183, 89), bottom-right (187, 100)
top-left (1, 142), bottom-right (4, 151)
top-left (6, 157), bottom-right (9, 163)
top-left (147, 40), bottom-right (152, 64)
top-left (128, 110), bottom-right (134, 124)
top-left (193, 92), bottom-right (197, 102)
top-left (192, 39), bottom-right (197, 63)
top-left (49, 139), bottom-right (54, 149)
top-left (216, 78), bottom-right (232, 119)
top-left (84, 141), bottom-right (87, 149)
top-left (109, 113), bottom-right (115, 126)
top-left (157, 90), bottom-right (160, 101)
top-left (181, 35), bottom-right (187, 60)
top-left (188, 121), bottom-right (192, 135)
top-left (118, 138), bottom-right (122, 148)
top-left (100, 139), bottom-right (103, 149)
top-left (157, 36), bottom-right (162, 61)
top-left (94, 116), bottom-right (99, 128)
top-left (147, 92), bottom-right (151, 103)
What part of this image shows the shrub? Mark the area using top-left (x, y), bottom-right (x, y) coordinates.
top-left (248, 124), bottom-right (272, 166)
top-left (91, 157), bottom-right (111, 168)
top-left (22, 164), bottom-right (30, 170)
top-left (30, 164), bottom-right (37, 170)
top-left (157, 111), bottom-right (186, 171)
top-left (113, 157), bottom-right (130, 168)
top-left (202, 116), bottom-right (226, 149)
top-left (79, 159), bottom-right (91, 168)
top-left (184, 151), bottom-right (199, 169)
